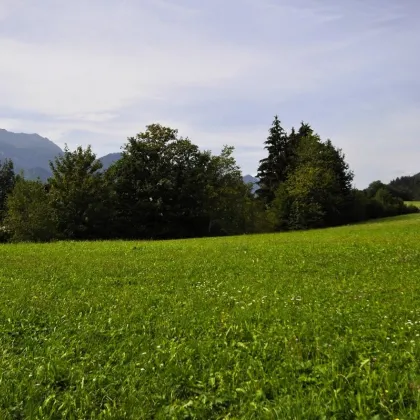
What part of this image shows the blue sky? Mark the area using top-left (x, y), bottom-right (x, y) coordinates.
top-left (0, 0), bottom-right (419, 187)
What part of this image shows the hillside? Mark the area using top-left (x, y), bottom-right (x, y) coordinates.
top-left (99, 152), bottom-right (122, 170)
top-left (243, 174), bottom-right (259, 192)
top-left (0, 129), bottom-right (63, 181)
top-left (388, 173), bottom-right (420, 200)
top-left (0, 214), bottom-right (419, 418)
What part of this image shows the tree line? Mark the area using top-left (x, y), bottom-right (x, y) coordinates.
top-left (0, 118), bottom-right (418, 243)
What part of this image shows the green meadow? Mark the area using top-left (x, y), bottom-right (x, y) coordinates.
top-left (1, 215), bottom-right (420, 419)
top-left (405, 201), bottom-right (420, 209)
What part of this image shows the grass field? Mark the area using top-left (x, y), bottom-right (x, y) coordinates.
top-left (1, 215), bottom-right (420, 419)
top-left (405, 201), bottom-right (420, 208)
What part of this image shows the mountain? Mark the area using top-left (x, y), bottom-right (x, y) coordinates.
top-left (99, 153), bottom-right (122, 171)
top-left (0, 129), bottom-right (62, 180)
top-left (0, 129), bottom-right (260, 188)
top-left (243, 175), bottom-right (259, 193)
top-left (23, 167), bottom-right (54, 182)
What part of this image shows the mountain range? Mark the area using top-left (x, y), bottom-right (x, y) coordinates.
top-left (0, 129), bottom-right (259, 187)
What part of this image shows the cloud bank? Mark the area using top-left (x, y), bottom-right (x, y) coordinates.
top-left (1, 0), bottom-right (419, 186)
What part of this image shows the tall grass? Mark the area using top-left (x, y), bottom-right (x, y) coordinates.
top-left (1, 214), bottom-right (420, 418)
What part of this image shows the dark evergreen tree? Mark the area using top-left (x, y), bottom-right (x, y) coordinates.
top-left (0, 159), bottom-right (15, 221)
top-left (256, 118), bottom-right (314, 205)
top-left (387, 174), bottom-right (420, 201)
top-left (256, 116), bottom-right (290, 204)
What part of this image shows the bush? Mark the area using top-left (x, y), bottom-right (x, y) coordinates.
top-left (0, 225), bottom-right (11, 243)
top-left (402, 204), bottom-right (420, 215)
top-left (5, 178), bottom-right (56, 242)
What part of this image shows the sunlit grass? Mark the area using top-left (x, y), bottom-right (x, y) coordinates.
top-left (405, 201), bottom-right (420, 208)
top-left (1, 214), bottom-right (420, 418)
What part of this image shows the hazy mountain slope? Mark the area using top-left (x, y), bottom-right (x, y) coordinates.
top-left (0, 129), bottom-right (62, 179)
top-left (243, 174), bottom-right (259, 193)
top-left (99, 153), bottom-right (122, 171)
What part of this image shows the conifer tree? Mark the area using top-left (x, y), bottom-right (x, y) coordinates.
top-left (256, 116), bottom-right (289, 204)
top-left (0, 159), bottom-right (15, 221)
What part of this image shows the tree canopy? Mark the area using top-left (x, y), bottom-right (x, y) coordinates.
top-left (0, 159), bottom-right (15, 221)
top-left (0, 119), bottom-right (416, 242)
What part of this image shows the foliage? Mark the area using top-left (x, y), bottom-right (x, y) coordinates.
top-left (4, 177), bottom-right (56, 242)
top-left (361, 183), bottom-right (418, 220)
top-left (0, 224), bottom-right (11, 243)
top-left (0, 158), bottom-right (15, 221)
top-left (388, 173), bottom-right (420, 201)
top-left (48, 145), bottom-right (112, 240)
top-left (405, 201), bottom-right (420, 209)
top-left (0, 119), bottom-right (416, 243)
top-left (109, 124), bottom-right (262, 239)
top-left (365, 180), bottom-right (388, 199)
top-left (374, 187), bottom-right (404, 215)
top-left (1, 215), bottom-right (420, 418)
top-left (203, 145), bottom-right (255, 236)
top-left (267, 126), bottom-right (354, 230)
top-left (109, 124), bottom-right (207, 239)
top-left (256, 120), bottom-right (315, 205)
top-left (256, 115), bottom-right (290, 204)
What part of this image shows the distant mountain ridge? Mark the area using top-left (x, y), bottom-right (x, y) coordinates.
top-left (99, 153), bottom-right (122, 170)
top-left (0, 129), bottom-right (259, 187)
top-left (243, 174), bottom-right (259, 193)
top-left (0, 129), bottom-right (63, 181)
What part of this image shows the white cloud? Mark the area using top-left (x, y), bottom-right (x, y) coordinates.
top-left (0, 0), bottom-right (419, 185)
top-left (0, 0), bottom-right (392, 118)
top-left (0, 37), bottom-right (263, 116)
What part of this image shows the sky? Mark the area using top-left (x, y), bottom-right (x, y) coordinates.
top-left (0, 0), bottom-right (419, 188)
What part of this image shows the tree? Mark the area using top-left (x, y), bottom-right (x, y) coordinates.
top-left (5, 178), bottom-right (56, 242)
top-left (110, 124), bottom-right (211, 239)
top-left (374, 187), bottom-right (406, 217)
top-left (365, 181), bottom-right (387, 199)
top-left (256, 116), bottom-right (290, 204)
top-left (110, 124), bottom-right (259, 239)
top-left (269, 130), bottom-right (354, 230)
top-left (204, 146), bottom-right (254, 235)
top-left (388, 173), bottom-right (420, 201)
top-left (48, 145), bottom-right (112, 239)
top-left (256, 118), bottom-right (318, 205)
top-left (285, 163), bottom-right (332, 229)
top-left (0, 159), bottom-right (15, 221)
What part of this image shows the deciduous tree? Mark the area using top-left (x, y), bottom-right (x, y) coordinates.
top-left (5, 178), bottom-right (56, 242)
top-left (48, 145), bottom-right (112, 239)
